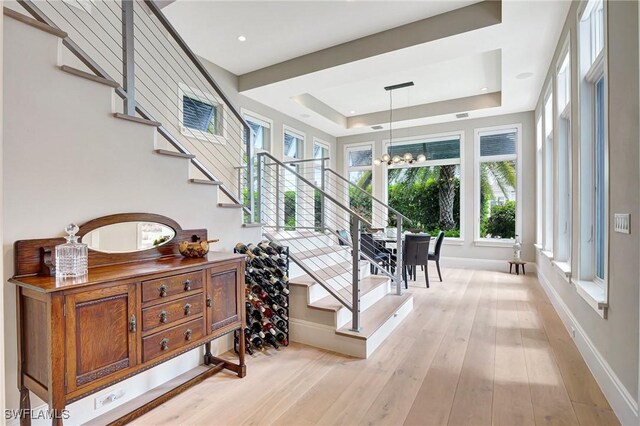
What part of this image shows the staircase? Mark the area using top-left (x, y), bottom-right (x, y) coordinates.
top-left (9, 0), bottom-right (414, 359)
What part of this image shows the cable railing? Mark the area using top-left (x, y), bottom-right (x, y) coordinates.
top-left (257, 153), bottom-right (406, 331)
top-left (17, 0), bottom-right (253, 219)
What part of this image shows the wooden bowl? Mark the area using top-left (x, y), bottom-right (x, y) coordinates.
top-left (178, 239), bottom-right (219, 258)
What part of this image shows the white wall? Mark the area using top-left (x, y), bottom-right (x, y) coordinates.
top-left (3, 16), bottom-right (259, 425)
top-left (534, 1), bottom-right (639, 424)
top-left (0, 0), bottom-right (5, 420)
top-left (337, 111), bottom-right (536, 262)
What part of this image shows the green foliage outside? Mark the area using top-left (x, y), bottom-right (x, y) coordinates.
top-left (284, 190), bottom-right (296, 230)
top-left (387, 174), bottom-right (461, 237)
top-left (348, 171), bottom-right (373, 223)
top-left (486, 201), bottom-right (516, 239)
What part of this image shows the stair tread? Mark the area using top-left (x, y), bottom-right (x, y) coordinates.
top-left (4, 8), bottom-right (67, 38)
top-left (242, 223), bottom-right (264, 228)
top-left (189, 178), bottom-right (222, 185)
top-left (60, 65), bottom-right (120, 88)
top-left (308, 276), bottom-right (390, 312)
top-left (336, 293), bottom-right (412, 340)
top-left (295, 245), bottom-right (348, 260)
top-left (155, 149), bottom-right (195, 159)
top-left (289, 260), bottom-right (369, 286)
top-left (217, 203), bottom-right (244, 208)
top-left (113, 113), bottom-right (161, 127)
top-left (266, 230), bottom-right (327, 242)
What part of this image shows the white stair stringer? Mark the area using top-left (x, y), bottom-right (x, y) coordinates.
top-left (265, 229), bottom-right (414, 358)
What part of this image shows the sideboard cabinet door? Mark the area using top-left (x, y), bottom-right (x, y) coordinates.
top-left (206, 263), bottom-right (241, 333)
top-left (64, 283), bottom-right (138, 393)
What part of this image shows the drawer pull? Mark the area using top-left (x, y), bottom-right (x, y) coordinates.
top-left (206, 294), bottom-right (212, 308)
top-left (129, 315), bottom-right (136, 332)
top-left (184, 303), bottom-right (192, 315)
top-left (159, 284), bottom-right (168, 297)
top-left (184, 329), bottom-right (192, 341)
top-left (159, 311), bottom-right (168, 323)
top-left (160, 338), bottom-right (169, 351)
top-left (184, 279), bottom-right (192, 291)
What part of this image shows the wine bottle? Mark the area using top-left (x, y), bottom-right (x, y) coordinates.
top-left (275, 330), bottom-right (288, 345)
top-left (260, 242), bottom-right (279, 256)
top-left (262, 307), bottom-right (274, 318)
top-left (273, 317), bottom-right (288, 331)
top-left (264, 333), bottom-right (280, 349)
top-left (273, 281), bottom-right (289, 295)
top-left (250, 333), bottom-right (264, 348)
top-left (269, 240), bottom-right (286, 254)
top-left (248, 306), bottom-right (263, 321)
top-left (272, 303), bottom-right (288, 316)
top-left (235, 243), bottom-right (248, 254)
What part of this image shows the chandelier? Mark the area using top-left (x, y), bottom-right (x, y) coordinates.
top-left (374, 81), bottom-right (426, 166)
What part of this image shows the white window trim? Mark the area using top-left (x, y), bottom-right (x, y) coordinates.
top-left (313, 138), bottom-right (331, 162)
top-left (382, 131), bottom-right (465, 242)
top-left (473, 123), bottom-right (522, 247)
top-left (344, 142), bottom-right (374, 224)
top-left (535, 114), bottom-right (543, 246)
top-left (241, 108), bottom-right (273, 155)
top-left (575, 0), bottom-right (609, 315)
top-left (542, 84), bottom-right (555, 254)
top-left (282, 125), bottom-right (305, 161)
top-left (177, 82), bottom-right (226, 144)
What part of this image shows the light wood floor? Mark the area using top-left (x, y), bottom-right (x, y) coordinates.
top-left (132, 266), bottom-right (620, 426)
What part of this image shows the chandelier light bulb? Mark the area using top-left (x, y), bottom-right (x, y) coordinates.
top-left (381, 153), bottom-right (391, 162)
top-left (392, 155), bottom-right (401, 163)
top-left (417, 154), bottom-right (426, 162)
top-left (373, 158), bottom-right (382, 166)
top-left (403, 152), bottom-right (413, 162)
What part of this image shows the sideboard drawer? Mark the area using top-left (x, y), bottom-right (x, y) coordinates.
top-left (141, 293), bottom-right (203, 332)
top-left (142, 317), bottom-right (204, 363)
top-left (141, 271), bottom-right (203, 302)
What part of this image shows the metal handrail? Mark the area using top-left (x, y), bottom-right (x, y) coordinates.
top-left (325, 168), bottom-right (412, 224)
top-left (281, 157), bottom-right (330, 165)
top-left (257, 152), bottom-right (372, 228)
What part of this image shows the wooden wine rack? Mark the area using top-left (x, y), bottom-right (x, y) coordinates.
top-left (234, 242), bottom-right (290, 354)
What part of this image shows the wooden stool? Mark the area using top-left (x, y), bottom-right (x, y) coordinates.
top-left (508, 260), bottom-right (526, 275)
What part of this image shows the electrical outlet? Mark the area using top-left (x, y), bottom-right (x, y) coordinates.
top-left (614, 214), bottom-right (630, 234)
top-left (95, 389), bottom-right (126, 409)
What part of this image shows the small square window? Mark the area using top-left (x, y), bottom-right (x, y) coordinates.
top-left (178, 83), bottom-right (224, 143)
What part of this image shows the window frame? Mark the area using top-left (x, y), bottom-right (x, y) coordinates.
top-left (473, 124), bottom-right (523, 247)
top-left (242, 108), bottom-right (273, 154)
top-left (575, 0), bottom-right (608, 316)
top-left (344, 142), bottom-right (374, 223)
top-left (177, 82), bottom-right (226, 144)
top-left (543, 86), bottom-right (555, 254)
top-left (382, 131), bottom-right (465, 241)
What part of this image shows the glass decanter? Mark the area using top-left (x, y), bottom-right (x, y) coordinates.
top-left (55, 224), bottom-right (88, 278)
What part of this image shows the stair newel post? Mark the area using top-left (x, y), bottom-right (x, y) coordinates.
top-left (350, 216), bottom-right (361, 332)
top-left (121, 0), bottom-right (136, 116)
top-left (396, 213), bottom-right (403, 296)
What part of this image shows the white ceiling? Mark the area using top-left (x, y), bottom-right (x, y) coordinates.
top-left (164, 1), bottom-right (571, 138)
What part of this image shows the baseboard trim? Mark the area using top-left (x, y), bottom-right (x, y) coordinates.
top-left (536, 267), bottom-right (639, 425)
top-left (441, 256), bottom-right (537, 274)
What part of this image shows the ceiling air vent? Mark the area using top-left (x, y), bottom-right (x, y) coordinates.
top-left (371, 125), bottom-right (384, 130)
top-left (456, 113), bottom-right (469, 119)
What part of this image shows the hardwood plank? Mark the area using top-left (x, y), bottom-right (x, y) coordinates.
top-left (536, 299), bottom-right (611, 409)
top-left (403, 270), bottom-right (486, 425)
top-left (572, 401), bottom-right (620, 426)
top-left (492, 276), bottom-right (535, 426)
top-left (517, 298), bottom-right (579, 425)
top-left (447, 273), bottom-right (497, 425)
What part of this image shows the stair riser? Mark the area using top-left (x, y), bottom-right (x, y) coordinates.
top-left (333, 281), bottom-right (391, 328)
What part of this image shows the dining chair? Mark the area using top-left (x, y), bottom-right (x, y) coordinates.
top-left (361, 233), bottom-right (393, 275)
top-left (428, 231), bottom-right (445, 282)
top-left (402, 234), bottom-right (431, 288)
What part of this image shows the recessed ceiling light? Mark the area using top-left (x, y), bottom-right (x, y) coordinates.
top-left (237, 35), bottom-right (247, 42)
top-left (516, 72), bottom-right (533, 80)
top-left (481, 87), bottom-right (488, 91)
top-left (350, 110), bottom-right (356, 114)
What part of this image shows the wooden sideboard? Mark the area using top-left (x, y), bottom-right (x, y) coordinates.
top-left (10, 214), bottom-right (246, 426)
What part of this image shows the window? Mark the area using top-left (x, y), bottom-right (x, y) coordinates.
top-left (578, 0), bottom-right (607, 292)
top-left (178, 83), bottom-right (224, 142)
top-left (282, 127), bottom-right (305, 230)
top-left (556, 47), bottom-right (572, 264)
top-left (475, 126), bottom-right (521, 243)
top-left (386, 135), bottom-right (462, 237)
top-left (245, 114), bottom-right (271, 153)
top-left (243, 111), bottom-right (272, 223)
top-left (544, 90), bottom-right (554, 252)
top-left (346, 145), bottom-right (373, 222)
top-left (313, 139), bottom-right (330, 230)
top-left (536, 115), bottom-right (543, 246)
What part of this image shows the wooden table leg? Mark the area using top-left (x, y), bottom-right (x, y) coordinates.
top-left (204, 342), bottom-right (212, 366)
top-left (509, 263), bottom-right (513, 274)
top-left (237, 327), bottom-right (246, 378)
top-left (516, 264), bottom-right (520, 275)
top-left (19, 387), bottom-right (31, 426)
top-left (522, 264), bottom-right (526, 275)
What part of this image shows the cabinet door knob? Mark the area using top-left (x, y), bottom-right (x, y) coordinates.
top-left (129, 315), bottom-right (136, 332)
top-left (206, 295), bottom-right (212, 308)
top-left (183, 279), bottom-right (192, 291)
top-left (159, 284), bottom-right (168, 297)
top-left (159, 311), bottom-right (168, 323)
top-left (184, 303), bottom-right (192, 315)
top-left (160, 338), bottom-right (169, 351)
top-left (184, 329), bottom-right (192, 341)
